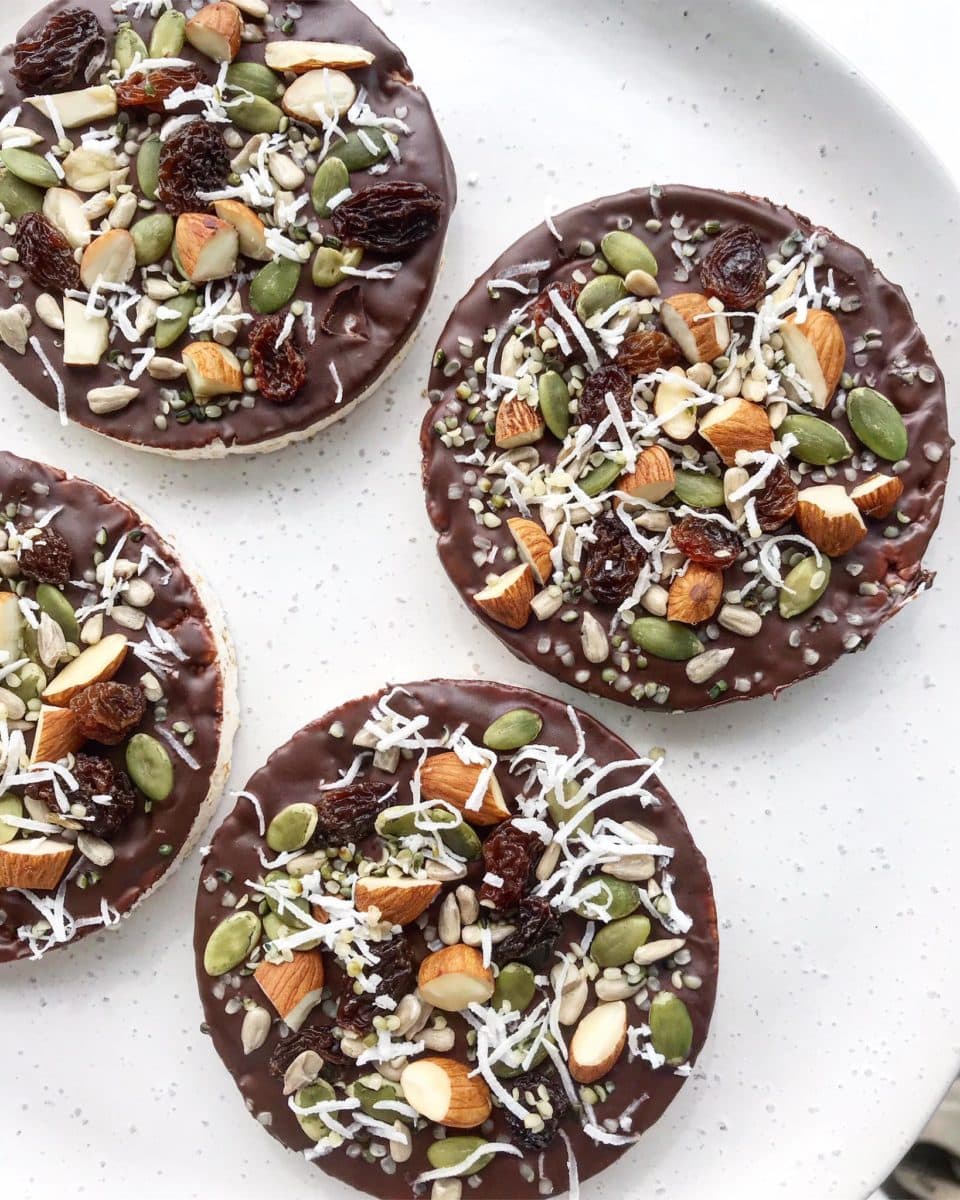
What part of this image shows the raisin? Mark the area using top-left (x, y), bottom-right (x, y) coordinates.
top-left (17, 524), bottom-right (72, 585)
top-left (314, 780), bottom-right (393, 846)
top-left (494, 898), bottom-right (562, 971)
top-left (116, 66), bottom-right (205, 112)
top-left (69, 682), bottom-right (146, 745)
top-left (157, 120), bottom-right (229, 216)
top-left (338, 936), bottom-right (414, 1033)
top-left (672, 515), bottom-right (741, 569)
top-left (753, 462), bottom-right (798, 532)
top-left (15, 213), bottom-right (81, 294)
top-left (248, 313), bottom-right (307, 404)
top-left (269, 1024), bottom-right (350, 1078)
top-left (617, 329), bottom-right (683, 376)
top-left (531, 279), bottom-right (582, 335)
top-left (331, 182), bottom-right (443, 256)
top-left (13, 8), bottom-right (107, 93)
top-left (29, 753), bottom-right (137, 839)
top-left (577, 365), bottom-right (634, 429)
top-left (478, 820), bottom-right (543, 911)
top-left (700, 224), bottom-right (767, 309)
top-left (582, 512), bottom-right (647, 607)
top-left (504, 1070), bottom-right (570, 1150)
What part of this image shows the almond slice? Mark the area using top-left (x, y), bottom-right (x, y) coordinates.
top-left (419, 752), bottom-right (510, 826)
top-left (698, 396), bottom-right (774, 465)
top-left (495, 397), bottom-right (545, 449)
top-left (354, 876), bottom-right (441, 926)
top-left (473, 564), bottom-right (534, 630)
top-left (80, 229), bottom-right (136, 290)
top-left (254, 950), bottom-right (325, 1032)
top-left (42, 633), bottom-right (128, 705)
top-left (30, 704), bottom-right (84, 765)
top-left (417, 944), bottom-right (495, 1011)
top-left (653, 366), bottom-right (698, 440)
top-left (506, 517), bottom-right (553, 585)
top-left (182, 342), bottom-right (243, 399)
top-left (63, 297), bottom-right (109, 367)
top-left (0, 838), bottom-right (74, 890)
top-left (264, 40), bottom-right (375, 73)
top-left (796, 484), bottom-right (867, 557)
top-left (780, 309), bottom-right (845, 410)
top-left (851, 473), bottom-right (904, 519)
top-left (212, 199), bottom-right (271, 262)
top-left (660, 293), bottom-right (729, 363)
top-left (667, 563), bottom-right (723, 625)
top-left (619, 445), bottom-right (675, 503)
top-left (185, 2), bottom-right (243, 63)
top-left (43, 187), bottom-right (91, 249)
top-left (281, 69), bottom-right (357, 125)
top-left (399, 1057), bottom-right (492, 1128)
top-left (176, 213), bottom-right (239, 283)
top-left (27, 86), bottom-right (117, 130)
top-left (569, 1000), bottom-right (628, 1083)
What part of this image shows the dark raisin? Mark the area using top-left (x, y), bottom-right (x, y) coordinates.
top-left (314, 780), bottom-right (393, 845)
top-left (531, 279), bottom-right (582, 334)
top-left (577, 365), bottom-right (634, 429)
top-left (29, 753), bottom-right (136, 839)
top-left (617, 329), bottom-right (683, 376)
top-left (494, 898), bottom-right (563, 971)
top-left (116, 66), bottom-right (205, 112)
top-left (331, 182), bottom-right (443, 256)
top-left (672, 515), bottom-right (741, 569)
top-left (504, 1070), bottom-right (570, 1150)
top-left (17, 524), bottom-right (72, 584)
top-left (248, 313), bottom-right (307, 404)
top-left (12, 7), bottom-right (107, 93)
top-left (582, 511), bottom-right (647, 607)
top-left (157, 120), bottom-right (229, 216)
top-left (478, 820), bottom-right (543, 911)
top-left (15, 213), bottom-right (81, 294)
top-left (753, 462), bottom-right (798, 532)
top-left (700, 224), bottom-right (767, 309)
top-left (69, 682), bottom-right (146, 745)
top-left (269, 1024), bottom-right (350, 1077)
top-left (338, 936), bottom-right (414, 1033)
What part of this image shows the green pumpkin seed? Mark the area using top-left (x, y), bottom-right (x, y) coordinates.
top-left (311, 156), bottom-right (350, 218)
top-left (11, 662), bottom-right (45, 703)
top-left (493, 1035), bottom-right (552, 1078)
top-left (203, 909), bottom-right (262, 976)
top-left (492, 962), bottom-right (536, 1013)
top-left (225, 61), bottom-right (283, 102)
top-left (329, 129), bottom-right (396, 172)
top-left (137, 136), bottom-right (162, 201)
top-left (671, 469), bottom-right (725, 509)
top-left (115, 23), bottom-right (148, 73)
top-left (231, 94), bottom-right (285, 135)
top-left (576, 274), bottom-right (628, 322)
top-left (649, 992), bottom-right (693, 1062)
top-left (538, 370), bottom-right (570, 439)
top-left (427, 1137), bottom-right (493, 1176)
top-left (779, 414), bottom-right (852, 466)
top-left (778, 554), bottom-right (832, 619)
top-left (847, 386), bottom-right (909, 462)
top-left (0, 148), bottom-right (59, 190)
top-left (0, 793), bottom-right (23, 847)
top-left (0, 169), bottom-right (43, 218)
top-left (250, 258), bottom-right (302, 314)
top-left (311, 244), bottom-right (362, 289)
top-left (630, 616), bottom-right (703, 661)
top-left (131, 213), bottom-right (174, 266)
top-left (263, 871), bottom-right (312, 929)
top-left (579, 456), bottom-right (624, 498)
top-left (155, 292), bottom-right (196, 350)
top-left (294, 1080), bottom-right (336, 1141)
top-left (263, 907), bottom-right (322, 949)
top-left (601, 229), bottom-right (659, 278)
top-left (267, 802), bottom-right (319, 853)
top-left (36, 584), bottom-right (79, 643)
top-left (352, 1080), bottom-right (400, 1120)
top-left (575, 874), bottom-right (640, 921)
top-left (590, 914), bottom-right (651, 967)
top-left (125, 733), bottom-right (174, 802)
top-left (375, 803), bottom-right (481, 861)
top-left (149, 9), bottom-right (186, 58)
top-left (482, 708), bottom-right (543, 751)
top-left (547, 779), bottom-right (594, 837)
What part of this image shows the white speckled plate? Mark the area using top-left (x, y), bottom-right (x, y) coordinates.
top-left (0, 2), bottom-right (957, 1199)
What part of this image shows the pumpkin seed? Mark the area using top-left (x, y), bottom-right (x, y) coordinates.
top-left (482, 708), bottom-right (543, 751)
top-left (155, 292), bottom-right (196, 350)
top-left (0, 169), bottom-right (43, 218)
top-left (262, 911), bottom-right (294, 943)
top-left (231, 94), bottom-right (284, 134)
top-left (125, 733), bottom-right (174, 802)
top-left (0, 148), bottom-right (59, 190)
top-left (0, 793), bottom-right (23, 846)
top-left (547, 779), bottom-right (594, 837)
top-left (492, 1034), bottom-right (552, 1078)
top-left (352, 1080), bottom-right (400, 1120)
top-left (601, 229), bottom-right (659, 277)
top-left (778, 554), bottom-right (831, 619)
top-left (375, 803), bottom-right (482, 861)
top-left (579, 456), bottom-right (624, 498)
top-left (115, 23), bottom-right (148, 73)
top-left (590, 914), bottom-right (651, 967)
top-left (311, 244), bottom-right (361, 289)
top-left (492, 962), bottom-right (536, 1013)
top-left (267, 802), bottom-right (319, 853)
top-left (329, 129), bottom-right (395, 172)
top-left (630, 616), bottom-right (704, 661)
top-left (427, 1137), bottom-right (493, 1176)
top-left (262, 873), bottom-right (313, 932)
top-left (576, 274), bottom-right (628, 322)
top-left (251, 258), bottom-right (302, 313)
top-left (131, 213), bottom-right (174, 266)
top-left (311, 157), bottom-right (350, 218)
top-left (574, 874), bottom-right (640, 921)
top-left (847, 386), bottom-right (909, 461)
top-left (671, 469), bottom-right (725, 509)
top-left (36, 584), bottom-right (78, 643)
top-left (293, 1080), bottom-right (336, 1141)
top-left (779, 414), bottom-right (852, 466)
top-left (538, 370), bottom-right (570, 439)
top-left (149, 9), bottom-right (186, 58)
top-left (137, 136), bottom-right (161, 200)
top-left (225, 61), bottom-right (282, 102)
top-left (649, 992), bottom-right (693, 1062)
top-left (203, 910), bottom-right (261, 976)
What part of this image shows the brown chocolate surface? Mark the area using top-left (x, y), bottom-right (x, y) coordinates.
top-left (0, 450), bottom-right (228, 963)
top-left (193, 679), bottom-right (719, 1200)
top-left (0, 0), bottom-right (456, 453)
top-left (420, 185), bottom-right (952, 712)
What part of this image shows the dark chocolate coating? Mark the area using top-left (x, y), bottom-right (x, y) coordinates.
top-left (193, 679), bottom-right (719, 1199)
top-left (420, 185), bottom-right (952, 712)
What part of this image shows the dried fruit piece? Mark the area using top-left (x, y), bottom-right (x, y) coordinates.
top-left (531, 279), bottom-right (581, 335)
top-left (313, 779), bottom-right (392, 845)
top-left (269, 1023), bottom-right (349, 1078)
top-left (582, 512), bottom-right (647, 606)
top-left (17, 524), bottom-right (72, 584)
top-left (29, 753), bottom-right (136, 839)
top-left (672, 515), bottom-right (741, 569)
top-left (753, 462), bottom-right (798, 532)
top-left (577, 364), bottom-right (633, 429)
top-left (700, 224), bottom-right (767, 309)
top-left (248, 313), bottom-right (307, 404)
top-left (493, 897), bottom-right (562, 970)
top-left (69, 681), bottom-right (146, 745)
top-left (157, 119), bottom-right (229, 216)
top-left (116, 66), bottom-right (205, 111)
top-left (667, 563), bottom-right (723, 624)
top-left (504, 1070), bottom-right (570, 1150)
top-left (617, 329), bottom-right (682, 376)
top-left (15, 212), bottom-right (81, 293)
top-left (332, 181), bottom-right (443, 256)
top-left (338, 935), bottom-right (413, 1032)
top-left (478, 819), bottom-right (543, 911)
top-left (13, 8), bottom-right (107, 93)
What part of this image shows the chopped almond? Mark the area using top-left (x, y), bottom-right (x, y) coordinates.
top-left (495, 398), bottom-right (545, 449)
top-left (30, 704), bottom-right (84, 765)
top-left (473, 564), bottom-right (534, 630)
top-left (796, 484), bottom-right (867, 556)
top-left (0, 838), bottom-right (74, 890)
top-left (851, 473), bottom-right (904, 519)
top-left (660, 293), bottom-right (729, 363)
top-left (699, 397), bottom-right (773, 465)
top-left (399, 1057), bottom-right (491, 1128)
top-left (507, 517), bottom-right (554, 585)
top-left (667, 564), bottom-right (723, 624)
top-left (569, 1001), bottom-right (628, 1083)
top-left (354, 876), bottom-right (441, 925)
top-left (417, 945), bottom-right (495, 1011)
top-left (619, 445), bottom-right (675, 504)
top-left (254, 950), bottom-right (325, 1032)
top-left (780, 308), bottom-right (845, 410)
top-left (185, 2), bottom-right (243, 63)
top-left (42, 634), bottom-right (128, 705)
top-left (419, 752), bottom-right (510, 826)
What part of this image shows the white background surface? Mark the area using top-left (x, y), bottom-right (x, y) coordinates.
top-left (1, 2), bottom-right (958, 1199)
